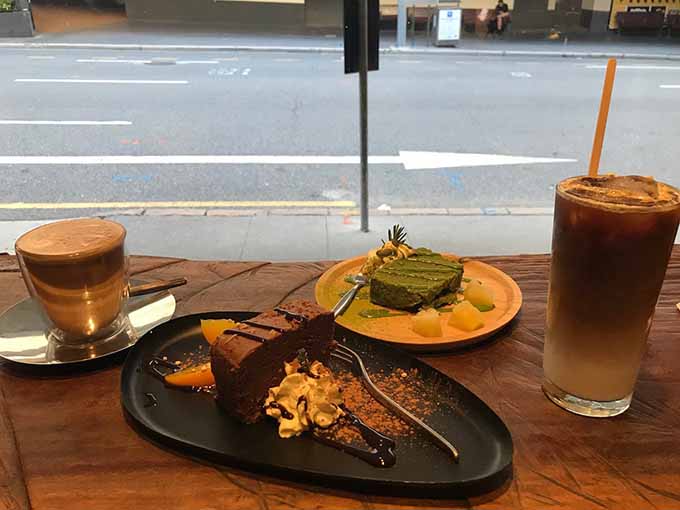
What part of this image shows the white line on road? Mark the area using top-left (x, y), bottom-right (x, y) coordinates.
top-left (0, 120), bottom-right (131, 126)
top-left (76, 58), bottom-right (148, 64)
top-left (15, 79), bottom-right (189, 84)
top-left (660, 85), bottom-right (680, 88)
top-left (397, 60), bottom-right (422, 64)
top-left (76, 58), bottom-right (219, 65)
top-left (0, 152), bottom-right (576, 170)
top-left (28, 55), bottom-right (55, 60)
top-left (177, 60), bottom-right (219, 64)
top-left (274, 58), bottom-right (300, 62)
top-left (242, 68), bottom-right (251, 75)
top-left (510, 71), bottom-right (532, 78)
top-left (587, 65), bottom-right (680, 70)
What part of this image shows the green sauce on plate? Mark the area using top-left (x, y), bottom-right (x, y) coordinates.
top-left (358, 309), bottom-right (408, 319)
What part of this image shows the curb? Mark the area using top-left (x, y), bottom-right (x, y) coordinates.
top-left (82, 206), bottom-right (555, 218)
top-left (2, 41), bottom-right (680, 60)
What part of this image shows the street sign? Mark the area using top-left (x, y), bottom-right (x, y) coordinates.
top-left (435, 8), bottom-right (461, 45)
top-left (344, 0), bottom-right (379, 74)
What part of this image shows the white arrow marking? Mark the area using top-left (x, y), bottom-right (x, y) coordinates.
top-left (0, 152), bottom-right (575, 170)
top-left (398, 151), bottom-right (574, 170)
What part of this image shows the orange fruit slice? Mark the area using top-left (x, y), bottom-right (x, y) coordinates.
top-left (200, 319), bottom-right (236, 345)
top-left (164, 362), bottom-right (215, 387)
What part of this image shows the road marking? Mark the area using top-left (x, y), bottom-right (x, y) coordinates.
top-left (660, 85), bottom-right (680, 89)
top-left (588, 65), bottom-right (680, 70)
top-left (275, 58), bottom-right (300, 62)
top-left (397, 151), bottom-right (573, 169)
top-left (242, 68), bottom-right (251, 75)
top-left (0, 120), bottom-right (131, 126)
top-left (76, 58), bottom-right (219, 65)
top-left (0, 200), bottom-right (356, 210)
top-left (28, 55), bottom-right (55, 60)
top-left (218, 57), bottom-right (239, 61)
top-left (0, 152), bottom-right (575, 170)
top-left (15, 79), bottom-right (188, 84)
top-left (177, 60), bottom-right (219, 64)
top-left (77, 58), bottom-right (148, 64)
top-left (510, 71), bottom-right (532, 78)
top-left (209, 67), bottom-right (241, 76)
top-left (397, 60), bottom-right (422, 64)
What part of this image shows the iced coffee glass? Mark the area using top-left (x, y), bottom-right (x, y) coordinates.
top-left (543, 175), bottom-right (680, 417)
top-left (15, 218), bottom-right (133, 346)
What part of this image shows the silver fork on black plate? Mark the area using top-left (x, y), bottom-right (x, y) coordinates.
top-left (331, 343), bottom-right (460, 462)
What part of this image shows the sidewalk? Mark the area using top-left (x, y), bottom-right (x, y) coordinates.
top-left (5, 207), bottom-right (678, 260)
top-left (5, 21), bottom-right (680, 59)
top-left (0, 212), bottom-right (557, 260)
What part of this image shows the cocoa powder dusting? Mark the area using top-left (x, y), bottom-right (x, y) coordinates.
top-left (318, 367), bottom-right (437, 446)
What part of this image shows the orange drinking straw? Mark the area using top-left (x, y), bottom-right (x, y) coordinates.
top-left (588, 58), bottom-right (617, 177)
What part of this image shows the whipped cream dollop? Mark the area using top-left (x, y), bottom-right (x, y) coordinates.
top-left (264, 359), bottom-right (344, 438)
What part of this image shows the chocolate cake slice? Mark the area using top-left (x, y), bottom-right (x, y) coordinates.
top-left (210, 300), bottom-right (335, 423)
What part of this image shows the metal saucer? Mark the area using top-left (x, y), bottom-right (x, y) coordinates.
top-left (0, 291), bottom-right (176, 365)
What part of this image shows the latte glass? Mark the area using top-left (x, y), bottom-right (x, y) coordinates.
top-left (15, 218), bottom-right (133, 346)
top-left (543, 175), bottom-right (680, 417)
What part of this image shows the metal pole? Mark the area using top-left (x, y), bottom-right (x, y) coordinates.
top-left (410, 4), bottom-right (416, 47)
top-left (397, 0), bottom-right (407, 47)
top-left (359, 0), bottom-right (369, 232)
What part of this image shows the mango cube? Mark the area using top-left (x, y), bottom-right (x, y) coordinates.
top-left (448, 301), bottom-right (485, 332)
top-left (464, 281), bottom-right (494, 309)
top-left (412, 308), bottom-right (443, 337)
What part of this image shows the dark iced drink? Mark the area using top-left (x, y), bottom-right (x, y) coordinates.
top-left (543, 175), bottom-right (680, 417)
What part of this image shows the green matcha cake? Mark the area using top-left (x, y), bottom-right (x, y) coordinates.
top-left (369, 250), bottom-right (464, 310)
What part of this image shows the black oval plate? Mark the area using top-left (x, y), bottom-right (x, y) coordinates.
top-left (121, 312), bottom-right (513, 498)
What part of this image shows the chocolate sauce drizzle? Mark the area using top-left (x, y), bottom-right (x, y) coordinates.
top-left (274, 307), bottom-right (309, 324)
top-left (265, 401), bottom-right (294, 420)
top-left (298, 368), bottom-right (320, 379)
top-left (312, 406), bottom-right (396, 468)
top-left (148, 356), bottom-right (180, 380)
top-left (143, 392), bottom-right (158, 408)
top-left (223, 308), bottom-right (307, 344)
top-left (222, 328), bottom-right (271, 343)
top-left (242, 319), bottom-right (289, 333)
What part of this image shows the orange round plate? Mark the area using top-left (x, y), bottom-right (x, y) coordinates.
top-left (315, 255), bottom-right (523, 352)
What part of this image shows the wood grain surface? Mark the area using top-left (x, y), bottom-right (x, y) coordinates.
top-left (1, 250), bottom-right (679, 510)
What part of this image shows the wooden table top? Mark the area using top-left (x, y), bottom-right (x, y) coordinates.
top-left (1, 250), bottom-right (679, 510)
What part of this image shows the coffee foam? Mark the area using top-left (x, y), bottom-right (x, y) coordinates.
top-left (16, 219), bottom-right (126, 261)
top-left (558, 175), bottom-right (680, 211)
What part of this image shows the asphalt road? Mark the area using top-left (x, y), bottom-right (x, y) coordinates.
top-left (1, 48), bottom-right (680, 220)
